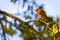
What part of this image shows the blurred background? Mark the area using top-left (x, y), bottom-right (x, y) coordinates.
top-left (0, 0), bottom-right (60, 40)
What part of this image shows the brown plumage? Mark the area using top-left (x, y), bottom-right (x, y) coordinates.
top-left (35, 8), bottom-right (48, 21)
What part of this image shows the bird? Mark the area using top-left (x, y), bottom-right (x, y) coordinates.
top-left (35, 8), bottom-right (48, 21)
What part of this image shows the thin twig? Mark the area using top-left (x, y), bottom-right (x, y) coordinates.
top-left (27, 20), bottom-right (53, 30)
top-left (40, 20), bottom-right (52, 30)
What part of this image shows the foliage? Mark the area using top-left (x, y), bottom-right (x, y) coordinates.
top-left (0, 0), bottom-right (60, 40)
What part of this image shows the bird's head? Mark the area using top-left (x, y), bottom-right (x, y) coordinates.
top-left (35, 8), bottom-right (42, 15)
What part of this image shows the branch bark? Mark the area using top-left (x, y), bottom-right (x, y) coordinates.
top-left (0, 10), bottom-right (43, 40)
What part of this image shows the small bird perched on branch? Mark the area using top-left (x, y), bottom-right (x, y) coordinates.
top-left (35, 8), bottom-right (48, 21)
top-left (35, 8), bottom-right (53, 30)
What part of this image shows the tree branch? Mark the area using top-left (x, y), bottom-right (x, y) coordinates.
top-left (0, 10), bottom-right (43, 40)
top-left (27, 20), bottom-right (53, 30)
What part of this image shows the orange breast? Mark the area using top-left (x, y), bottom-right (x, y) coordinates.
top-left (36, 9), bottom-right (41, 15)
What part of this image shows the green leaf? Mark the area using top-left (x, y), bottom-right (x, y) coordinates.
top-left (34, 21), bottom-right (43, 27)
top-left (3, 16), bottom-right (7, 20)
top-left (7, 24), bottom-right (15, 36)
top-left (3, 25), bottom-right (7, 33)
top-left (57, 36), bottom-right (60, 40)
top-left (50, 24), bottom-right (58, 37)
top-left (25, 16), bottom-right (30, 19)
top-left (58, 19), bottom-right (60, 32)
top-left (47, 17), bottom-right (54, 22)
top-left (39, 4), bottom-right (44, 9)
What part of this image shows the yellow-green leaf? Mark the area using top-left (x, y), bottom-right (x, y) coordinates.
top-left (3, 25), bottom-right (7, 33)
top-left (58, 19), bottom-right (60, 32)
top-left (34, 21), bottom-right (43, 27)
top-left (3, 16), bottom-right (7, 20)
top-left (7, 24), bottom-right (14, 36)
top-left (50, 24), bottom-right (58, 37)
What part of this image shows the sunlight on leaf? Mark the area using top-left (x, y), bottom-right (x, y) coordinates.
top-left (50, 24), bottom-right (58, 37)
top-left (3, 25), bottom-right (7, 33)
top-left (58, 19), bottom-right (60, 32)
top-left (7, 24), bottom-right (15, 36)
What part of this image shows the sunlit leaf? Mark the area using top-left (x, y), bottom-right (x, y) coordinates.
top-left (58, 19), bottom-right (60, 32)
top-left (21, 33), bottom-right (27, 38)
top-left (3, 25), bottom-right (7, 33)
top-left (50, 24), bottom-right (58, 37)
top-left (7, 24), bottom-right (15, 36)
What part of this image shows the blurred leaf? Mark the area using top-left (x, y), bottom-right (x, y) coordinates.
top-left (11, 0), bottom-right (17, 3)
top-left (25, 16), bottom-right (30, 19)
top-left (50, 16), bottom-right (54, 18)
top-left (57, 36), bottom-right (60, 40)
top-left (3, 15), bottom-right (7, 20)
top-left (20, 29), bottom-right (36, 40)
top-left (49, 22), bottom-right (55, 28)
top-left (35, 15), bottom-right (37, 19)
top-left (24, 11), bottom-right (27, 14)
top-left (7, 24), bottom-right (15, 36)
top-left (31, 11), bottom-right (33, 15)
top-left (2, 25), bottom-right (15, 36)
top-left (55, 32), bottom-right (60, 38)
top-left (58, 19), bottom-right (60, 32)
top-left (53, 37), bottom-right (56, 40)
top-left (47, 17), bottom-right (54, 22)
top-left (20, 24), bottom-right (36, 40)
top-left (44, 37), bottom-right (53, 40)
top-left (39, 4), bottom-right (44, 9)
top-left (28, 5), bottom-right (30, 11)
top-left (34, 21), bottom-right (43, 27)
top-left (43, 30), bottom-right (51, 35)
top-left (3, 25), bottom-right (7, 33)
top-left (50, 24), bottom-right (58, 37)
top-left (33, 1), bottom-right (35, 5)
top-left (0, 18), bottom-right (2, 21)
top-left (30, 6), bottom-right (34, 15)
top-left (25, 16), bottom-right (32, 19)
top-left (22, 0), bottom-right (27, 7)
top-left (14, 20), bottom-right (17, 26)
top-left (23, 0), bottom-right (27, 3)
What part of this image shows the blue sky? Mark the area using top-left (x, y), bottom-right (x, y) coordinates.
top-left (0, 0), bottom-right (60, 17)
top-left (43, 0), bottom-right (60, 17)
top-left (0, 0), bottom-right (60, 40)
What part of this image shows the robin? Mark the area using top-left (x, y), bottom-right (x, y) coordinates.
top-left (35, 8), bottom-right (48, 21)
